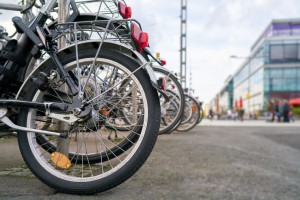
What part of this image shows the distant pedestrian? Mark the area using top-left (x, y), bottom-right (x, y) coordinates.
top-left (249, 112), bottom-right (253, 120)
top-left (253, 112), bottom-right (258, 120)
top-left (238, 109), bottom-right (244, 122)
top-left (227, 109), bottom-right (232, 120)
top-left (274, 100), bottom-right (281, 122)
top-left (270, 100), bottom-right (275, 122)
top-left (265, 101), bottom-right (272, 121)
top-left (233, 111), bottom-right (238, 120)
top-left (208, 108), bottom-right (214, 120)
top-left (282, 100), bottom-right (290, 122)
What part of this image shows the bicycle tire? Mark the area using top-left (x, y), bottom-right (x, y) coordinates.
top-left (153, 67), bottom-right (185, 135)
top-left (177, 94), bottom-right (200, 132)
top-left (17, 48), bottom-right (160, 194)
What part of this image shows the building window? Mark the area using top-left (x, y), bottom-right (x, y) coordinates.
top-left (250, 49), bottom-right (264, 73)
top-left (234, 64), bottom-right (249, 87)
top-left (265, 67), bottom-right (300, 92)
top-left (270, 45), bottom-right (284, 60)
top-left (270, 68), bottom-right (283, 77)
top-left (283, 79), bottom-right (297, 91)
top-left (272, 78), bottom-right (284, 91)
top-left (284, 44), bottom-right (298, 60)
top-left (292, 27), bottom-right (300, 35)
top-left (284, 68), bottom-right (297, 78)
top-left (269, 43), bottom-right (300, 62)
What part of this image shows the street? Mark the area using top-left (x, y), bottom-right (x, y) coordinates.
top-left (1, 124), bottom-right (300, 199)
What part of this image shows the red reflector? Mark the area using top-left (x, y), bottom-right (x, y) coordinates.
top-left (172, 84), bottom-right (176, 89)
top-left (160, 59), bottom-right (167, 66)
top-left (139, 32), bottom-right (149, 49)
top-left (131, 23), bottom-right (149, 52)
top-left (118, 2), bottom-right (132, 19)
top-left (125, 6), bottom-right (132, 18)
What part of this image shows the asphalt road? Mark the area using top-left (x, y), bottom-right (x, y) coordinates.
top-left (1, 126), bottom-right (300, 199)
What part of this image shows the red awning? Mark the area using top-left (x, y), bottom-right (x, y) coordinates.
top-left (289, 98), bottom-right (300, 105)
top-left (239, 96), bottom-right (243, 108)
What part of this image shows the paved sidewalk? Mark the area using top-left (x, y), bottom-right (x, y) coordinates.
top-left (199, 119), bottom-right (300, 127)
top-left (2, 126), bottom-right (300, 199)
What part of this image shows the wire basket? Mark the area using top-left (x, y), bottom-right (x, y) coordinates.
top-left (75, 0), bottom-right (127, 19)
top-left (53, 19), bottom-right (143, 49)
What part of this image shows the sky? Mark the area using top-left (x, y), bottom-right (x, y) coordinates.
top-left (0, 0), bottom-right (300, 103)
top-left (128, 0), bottom-right (300, 103)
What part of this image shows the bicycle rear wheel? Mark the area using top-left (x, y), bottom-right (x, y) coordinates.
top-left (153, 67), bottom-right (185, 135)
top-left (177, 94), bottom-right (200, 132)
top-left (17, 49), bottom-right (160, 194)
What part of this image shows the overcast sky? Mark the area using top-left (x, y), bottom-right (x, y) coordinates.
top-left (128, 0), bottom-right (300, 103)
top-left (0, 0), bottom-right (300, 103)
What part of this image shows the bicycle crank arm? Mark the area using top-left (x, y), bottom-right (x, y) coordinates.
top-left (0, 109), bottom-right (67, 138)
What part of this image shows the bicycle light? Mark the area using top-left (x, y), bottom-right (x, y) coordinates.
top-left (118, 2), bottom-right (132, 19)
top-left (131, 23), bottom-right (149, 52)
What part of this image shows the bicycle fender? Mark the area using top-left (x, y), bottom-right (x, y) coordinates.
top-left (130, 50), bottom-right (169, 101)
top-left (16, 40), bottom-right (159, 100)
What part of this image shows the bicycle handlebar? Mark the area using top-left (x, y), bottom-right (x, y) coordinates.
top-left (0, 3), bottom-right (25, 12)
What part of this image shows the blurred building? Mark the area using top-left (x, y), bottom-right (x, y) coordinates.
top-left (218, 75), bottom-right (234, 113)
top-left (210, 18), bottom-right (300, 114)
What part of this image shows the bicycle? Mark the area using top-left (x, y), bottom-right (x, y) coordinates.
top-left (0, 0), bottom-right (161, 195)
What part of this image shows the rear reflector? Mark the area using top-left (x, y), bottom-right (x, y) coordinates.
top-left (131, 23), bottom-right (149, 52)
top-left (160, 59), bottom-right (167, 66)
top-left (118, 2), bottom-right (132, 19)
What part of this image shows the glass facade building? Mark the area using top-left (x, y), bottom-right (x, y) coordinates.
top-left (215, 19), bottom-right (300, 114)
top-left (218, 78), bottom-right (233, 113)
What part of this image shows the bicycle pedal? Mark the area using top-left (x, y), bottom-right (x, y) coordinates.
top-left (51, 152), bottom-right (71, 169)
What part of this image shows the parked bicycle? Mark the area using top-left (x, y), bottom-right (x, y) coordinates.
top-left (0, 0), bottom-right (204, 194)
top-left (0, 0), bottom-right (162, 195)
